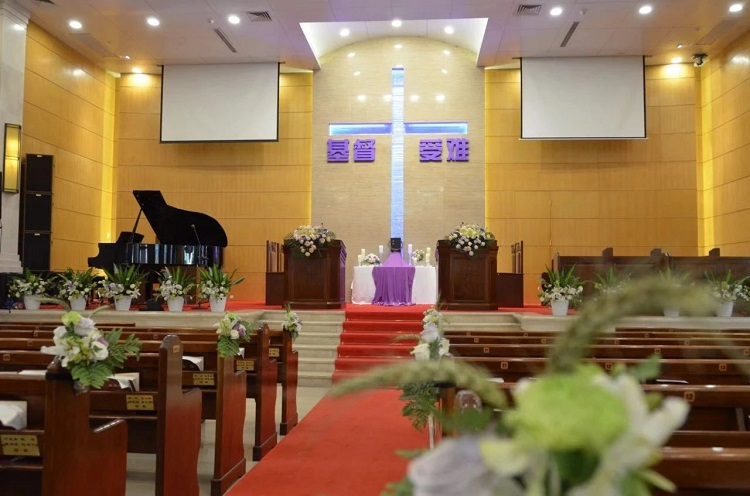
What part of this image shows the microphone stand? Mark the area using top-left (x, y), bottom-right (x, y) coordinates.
top-left (191, 224), bottom-right (206, 309)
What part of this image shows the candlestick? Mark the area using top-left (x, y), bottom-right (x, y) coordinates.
top-left (378, 245), bottom-right (383, 255)
top-left (408, 243), bottom-right (412, 253)
top-left (358, 254), bottom-right (363, 265)
top-left (361, 248), bottom-right (365, 256)
top-left (426, 247), bottom-right (431, 265)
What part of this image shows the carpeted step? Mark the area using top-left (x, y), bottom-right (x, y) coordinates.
top-left (334, 356), bottom-right (405, 372)
top-left (337, 344), bottom-right (414, 358)
top-left (339, 332), bottom-right (420, 345)
top-left (343, 321), bottom-right (423, 333)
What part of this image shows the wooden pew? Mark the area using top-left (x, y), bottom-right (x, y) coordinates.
top-left (449, 343), bottom-right (750, 360)
top-left (0, 362), bottom-right (128, 496)
top-left (656, 447), bottom-right (750, 495)
top-left (0, 337), bottom-right (203, 496)
top-left (1, 323), bottom-right (298, 437)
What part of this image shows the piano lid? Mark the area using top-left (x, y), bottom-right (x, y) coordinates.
top-left (133, 190), bottom-right (228, 247)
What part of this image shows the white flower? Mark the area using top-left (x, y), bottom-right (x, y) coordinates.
top-left (73, 317), bottom-right (96, 337)
top-left (411, 343), bottom-right (431, 361)
top-left (230, 329), bottom-right (240, 340)
top-left (91, 339), bottom-right (109, 361)
top-left (421, 323), bottom-right (440, 343)
top-left (438, 338), bottom-right (450, 357)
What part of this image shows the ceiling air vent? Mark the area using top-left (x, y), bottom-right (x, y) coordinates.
top-left (560, 22), bottom-right (580, 47)
top-left (515, 4), bottom-right (542, 16)
top-left (34, 0), bottom-right (55, 4)
top-left (246, 11), bottom-right (272, 22)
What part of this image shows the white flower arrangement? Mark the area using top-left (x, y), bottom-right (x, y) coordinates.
top-left (215, 312), bottom-right (255, 358)
top-left (40, 311), bottom-right (141, 389)
top-left (285, 224), bottom-right (336, 258)
top-left (593, 267), bottom-right (629, 296)
top-left (158, 267), bottom-right (196, 300)
top-left (446, 223), bottom-right (495, 257)
top-left (56, 268), bottom-right (96, 300)
top-left (361, 253), bottom-right (381, 266)
top-left (707, 271), bottom-right (749, 303)
top-left (539, 266), bottom-right (583, 306)
top-left (9, 269), bottom-right (47, 298)
top-left (283, 306), bottom-right (302, 341)
top-left (99, 265), bottom-right (145, 300)
top-left (199, 266), bottom-right (244, 300)
top-left (411, 249), bottom-right (426, 265)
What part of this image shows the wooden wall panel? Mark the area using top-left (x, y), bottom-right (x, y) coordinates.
top-left (23, 23), bottom-right (117, 272)
top-left (486, 64), bottom-right (699, 303)
top-left (115, 72), bottom-right (312, 300)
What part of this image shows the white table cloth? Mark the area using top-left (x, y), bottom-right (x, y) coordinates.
top-left (351, 265), bottom-right (437, 305)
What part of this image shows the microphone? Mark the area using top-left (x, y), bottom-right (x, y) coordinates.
top-left (190, 224), bottom-right (202, 246)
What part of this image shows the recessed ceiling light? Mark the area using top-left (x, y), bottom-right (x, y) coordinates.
top-left (394, 64), bottom-right (404, 68)
top-left (73, 68), bottom-right (84, 77)
top-left (443, 49), bottom-right (451, 56)
top-left (441, 69), bottom-right (448, 74)
top-left (348, 52), bottom-right (355, 58)
top-left (123, 55), bottom-right (131, 60)
top-left (353, 71), bottom-right (361, 76)
top-left (677, 43), bottom-right (683, 48)
top-left (671, 57), bottom-right (682, 64)
top-left (410, 95), bottom-right (420, 102)
top-left (638, 5), bottom-right (652, 15)
top-left (444, 25), bottom-right (454, 34)
top-left (146, 16), bottom-right (160, 27)
top-left (133, 67), bottom-right (143, 74)
top-left (357, 94), bottom-right (366, 102)
top-left (392, 19), bottom-right (402, 28)
top-left (340, 28), bottom-right (350, 37)
top-left (435, 94), bottom-right (445, 102)
top-left (395, 43), bottom-right (402, 49)
top-left (550, 6), bottom-right (563, 16)
top-left (729, 3), bottom-right (744, 12)
top-left (228, 14), bottom-right (241, 24)
top-left (68, 20), bottom-right (83, 30)
top-left (13, 23), bottom-right (25, 31)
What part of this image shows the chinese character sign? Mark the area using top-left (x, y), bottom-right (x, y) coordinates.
top-left (419, 139), bottom-right (443, 162)
top-left (327, 139), bottom-right (350, 162)
top-left (353, 139), bottom-right (376, 162)
top-left (446, 138), bottom-right (469, 162)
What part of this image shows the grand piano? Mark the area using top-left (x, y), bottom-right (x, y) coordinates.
top-left (88, 190), bottom-right (227, 270)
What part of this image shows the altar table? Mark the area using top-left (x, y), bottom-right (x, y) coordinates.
top-left (351, 261), bottom-right (437, 305)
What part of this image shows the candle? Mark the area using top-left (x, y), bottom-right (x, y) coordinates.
top-left (378, 245), bottom-right (383, 254)
top-left (358, 254), bottom-right (363, 265)
top-left (361, 248), bottom-right (366, 256)
top-left (408, 244), bottom-right (412, 253)
top-left (426, 247), bottom-right (431, 264)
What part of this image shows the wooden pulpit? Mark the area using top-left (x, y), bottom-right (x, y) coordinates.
top-left (437, 239), bottom-right (498, 310)
top-left (283, 239), bottom-right (346, 309)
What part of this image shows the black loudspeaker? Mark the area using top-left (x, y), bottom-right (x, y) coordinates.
top-left (22, 232), bottom-right (51, 271)
top-left (23, 193), bottom-right (52, 232)
top-left (390, 237), bottom-right (402, 252)
top-left (25, 154), bottom-right (53, 193)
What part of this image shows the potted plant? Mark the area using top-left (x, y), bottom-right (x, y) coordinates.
top-left (8, 268), bottom-right (48, 310)
top-left (199, 265), bottom-right (245, 313)
top-left (157, 266), bottom-right (196, 312)
top-left (99, 265), bottom-right (147, 311)
top-left (538, 265), bottom-right (583, 316)
top-left (284, 224), bottom-right (336, 257)
top-left (55, 268), bottom-right (96, 311)
top-left (445, 223), bottom-right (495, 257)
top-left (659, 267), bottom-right (688, 317)
top-left (593, 267), bottom-right (629, 296)
top-left (706, 270), bottom-right (749, 317)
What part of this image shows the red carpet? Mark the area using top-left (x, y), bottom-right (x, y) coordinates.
top-left (228, 389), bottom-right (427, 496)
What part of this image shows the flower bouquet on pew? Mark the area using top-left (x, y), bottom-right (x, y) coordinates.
top-left (40, 310), bottom-right (142, 389)
top-left (333, 277), bottom-right (721, 496)
top-left (282, 305), bottom-right (302, 341)
top-left (215, 312), bottom-right (256, 358)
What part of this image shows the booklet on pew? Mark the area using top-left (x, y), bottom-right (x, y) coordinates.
top-left (0, 400), bottom-right (27, 430)
top-left (18, 370), bottom-right (46, 376)
top-left (182, 356), bottom-right (204, 371)
top-left (108, 372), bottom-right (140, 391)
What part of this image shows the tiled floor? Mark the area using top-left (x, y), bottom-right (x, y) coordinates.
top-left (125, 385), bottom-right (331, 496)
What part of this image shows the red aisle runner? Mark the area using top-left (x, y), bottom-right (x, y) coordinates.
top-left (228, 389), bottom-right (427, 496)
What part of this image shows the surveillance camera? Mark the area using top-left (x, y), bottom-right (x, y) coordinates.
top-left (692, 53), bottom-right (707, 67)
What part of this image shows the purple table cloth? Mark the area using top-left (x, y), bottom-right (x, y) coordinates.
top-left (372, 253), bottom-right (416, 306)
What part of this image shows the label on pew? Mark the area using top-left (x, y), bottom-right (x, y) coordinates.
top-left (126, 394), bottom-right (155, 411)
top-left (269, 348), bottom-right (280, 358)
top-left (236, 359), bottom-right (255, 371)
top-left (1, 434), bottom-right (40, 456)
top-left (192, 373), bottom-right (215, 386)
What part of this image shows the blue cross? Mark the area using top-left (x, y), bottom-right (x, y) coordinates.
top-left (329, 67), bottom-right (468, 240)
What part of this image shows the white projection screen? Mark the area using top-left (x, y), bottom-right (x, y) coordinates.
top-left (161, 63), bottom-right (279, 142)
top-left (521, 56), bottom-right (646, 139)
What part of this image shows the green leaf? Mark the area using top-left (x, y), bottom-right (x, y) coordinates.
top-left (437, 407), bottom-right (494, 434)
top-left (552, 450), bottom-right (600, 487)
top-left (217, 336), bottom-right (240, 358)
top-left (380, 477), bottom-right (414, 496)
top-left (627, 354), bottom-right (662, 382)
top-left (399, 382), bottom-right (439, 430)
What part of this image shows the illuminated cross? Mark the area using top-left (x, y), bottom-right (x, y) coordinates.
top-left (328, 67), bottom-right (468, 240)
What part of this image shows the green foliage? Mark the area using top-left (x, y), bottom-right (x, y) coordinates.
top-left (102, 264), bottom-right (147, 287)
top-left (399, 382), bottom-right (439, 431)
top-left (217, 336), bottom-right (241, 358)
top-left (381, 477), bottom-right (414, 496)
top-left (198, 265), bottom-right (245, 288)
top-left (438, 406), bottom-right (495, 435)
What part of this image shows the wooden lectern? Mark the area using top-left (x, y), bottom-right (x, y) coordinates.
top-left (283, 239), bottom-right (346, 309)
top-left (437, 239), bottom-right (498, 310)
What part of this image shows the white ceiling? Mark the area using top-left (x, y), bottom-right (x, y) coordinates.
top-left (13, 0), bottom-right (750, 74)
